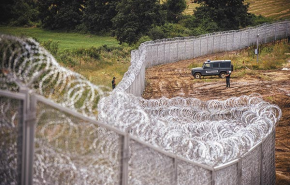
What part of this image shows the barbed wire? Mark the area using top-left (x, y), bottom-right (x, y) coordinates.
top-left (0, 32), bottom-right (283, 184)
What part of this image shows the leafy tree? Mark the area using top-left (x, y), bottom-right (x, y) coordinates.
top-left (112, 0), bottom-right (166, 45)
top-left (195, 0), bottom-right (254, 30)
top-left (179, 14), bottom-right (219, 35)
top-left (165, 0), bottom-right (186, 23)
top-left (38, 0), bottom-right (85, 30)
top-left (82, 0), bottom-right (119, 33)
top-left (0, 0), bottom-right (15, 25)
top-left (0, 0), bottom-right (39, 26)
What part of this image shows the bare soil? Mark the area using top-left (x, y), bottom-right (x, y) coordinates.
top-left (142, 53), bottom-right (290, 184)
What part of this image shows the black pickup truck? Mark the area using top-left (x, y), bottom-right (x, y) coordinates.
top-left (191, 60), bottom-right (233, 79)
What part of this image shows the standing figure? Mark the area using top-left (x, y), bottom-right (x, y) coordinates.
top-left (226, 71), bottom-right (231, 88)
top-left (112, 77), bottom-right (116, 89)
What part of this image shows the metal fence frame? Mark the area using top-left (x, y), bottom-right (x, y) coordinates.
top-left (1, 20), bottom-right (287, 185)
top-left (118, 21), bottom-right (290, 96)
top-left (0, 88), bottom-right (276, 185)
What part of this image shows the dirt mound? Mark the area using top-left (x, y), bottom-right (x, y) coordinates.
top-left (143, 54), bottom-right (290, 184)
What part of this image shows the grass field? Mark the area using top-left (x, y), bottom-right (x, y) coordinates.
top-left (246, 0), bottom-right (290, 20)
top-left (0, 26), bottom-right (130, 88)
top-left (184, 0), bottom-right (290, 20)
top-left (1, 0), bottom-right (289, 89)
top-left (184, 0), bottom-right (199, 15)
top-left (0, 26), bottom-right (119, 53)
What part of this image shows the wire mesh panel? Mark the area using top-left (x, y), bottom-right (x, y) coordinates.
top-left (215, 164), bottom-right (238, 185)
top-left (248, 28), bottom-right (259, 46)
top-left (200, 37), bottom-right (208, 56)
top-left (239, 30), bottom-right (250, 49)
top-left (276, 22), bottom-right (288, 40)
top-left (178, 41), bottom-right (186, 61)
top-left (220, 34), bottom-right (227, 52)
top-left (0, 95), bottom-right (22, 185)
top-left (185, 39), bottom-right (194, 59)
top-left (193, 39), bottom-right (201, 57)
top-left (177, 160), bottom-right (211, 185)
top-left (157, 44), bottom-right (165, 65)
top-left (129, 140), bottom-right (175, 185)
top-left (262, 24), bottom-right (276, 43)
top-left (261, 131), bottom-right (276, 185)
top-left (207, 36), bottom-right (214, 54)
top-left (164, 42), bottom-right (171, 63)
top-left (170, 42), bottom-right (178, 62)
top-left (241, 145), bottom-right (261, 185)
top-left (233, 32), bottom-right (241, 50)
top-left (33, 101), bottom-right (122, 185)
top-left (226, 33), bottom-right (234, 51)
top-left (151, 45), bottom-right (158, 66)
top-left (212, 34), bottom-right (221, 53)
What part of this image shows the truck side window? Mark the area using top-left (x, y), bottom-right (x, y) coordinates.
top-left (203, 63), bottom-right (211, 68)
top-left (213, 63), bottom-right (219, 68)
top-left (220, 63), bottom-right (230, 68)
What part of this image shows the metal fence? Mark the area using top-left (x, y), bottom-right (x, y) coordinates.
top-left (117, 21), bottom-right (290, 96)
top-left (0, 88), bottom-right (277, 185)
top-left (0, 21), bottom-right (287, 185)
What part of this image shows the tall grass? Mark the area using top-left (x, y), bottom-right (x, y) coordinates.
top-left (188, 39), bottom-right (290, 79)
top-left (0, 26), bottom-right (132, 89)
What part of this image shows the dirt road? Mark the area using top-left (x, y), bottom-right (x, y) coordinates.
top-left (143, 54), bottom-right (290, 184)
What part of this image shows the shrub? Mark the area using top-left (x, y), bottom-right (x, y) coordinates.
top-left (73, 47), bottom-right (101, 59)
top-left (41, 40), bottom-right (59, 56)
top-left (250, 15), bottom-right (273, 26)
top-left (148, 27), bottom-right (166, 40)
top-left (58, 50), bottom-right (77, 67)
top-left (262, 59), bottom-right (284, 70)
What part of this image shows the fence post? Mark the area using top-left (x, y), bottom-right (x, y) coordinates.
top-left (199, 38), bottom-right (201, 57)
top-left (260, 143), bottom-right (264, 185)
top-left (177, 42), bottom-right (179, 61)
top-left (275, 23), bottom-right (277, 41)
top-left (172, 157), bottom-right (178, 185)
top-left (226, 33), bottom-right (228, 51)
top-left (286, 22), bottom-right (289, 37)
top-left (237, 159), bottom-right (242, 185)
top-left (211, 170), bottom-right (216, 185)
top-left (121, 128), bottom-right (130, 185)
top-left (17, 90), bottom-right (26, 185)
top-left (207, 36), bottom-right (209, 55)
top-left (19, 88), bottom-right (36, 185)
top-left (212, 35), bottom-right (215, 54)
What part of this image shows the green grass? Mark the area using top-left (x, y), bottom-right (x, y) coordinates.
top-left (0, 26), bottom-right (130, 89)
top-left (188, 39), bottom-right (290, 79)
top-left (0, 26), bottom-right (119, 53)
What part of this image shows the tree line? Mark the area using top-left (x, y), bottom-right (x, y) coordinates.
top-left (1, 0), bottom-right (270, 45)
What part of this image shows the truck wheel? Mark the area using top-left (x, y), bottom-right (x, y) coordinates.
top-left (219, 72), bottom-right (226, 78)
top-left (194, 73), bottom-right (201, 79)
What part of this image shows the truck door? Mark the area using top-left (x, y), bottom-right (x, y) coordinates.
top-left (203, 63), bottom-right (218, 75)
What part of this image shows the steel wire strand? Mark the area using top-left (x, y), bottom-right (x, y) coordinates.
top-left (0, 34), bottom-right (283, 183)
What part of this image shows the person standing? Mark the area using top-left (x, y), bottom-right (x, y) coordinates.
top-left (226, 71), bottom-right (231, 88)
top-left (112, 77), bottom-right (116, 89)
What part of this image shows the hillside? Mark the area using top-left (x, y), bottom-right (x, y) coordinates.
top-left (184, 0), bottom-right (290, 20)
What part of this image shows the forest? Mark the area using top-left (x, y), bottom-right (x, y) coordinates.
top-left (0, 0), bottom-right (272, 45)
